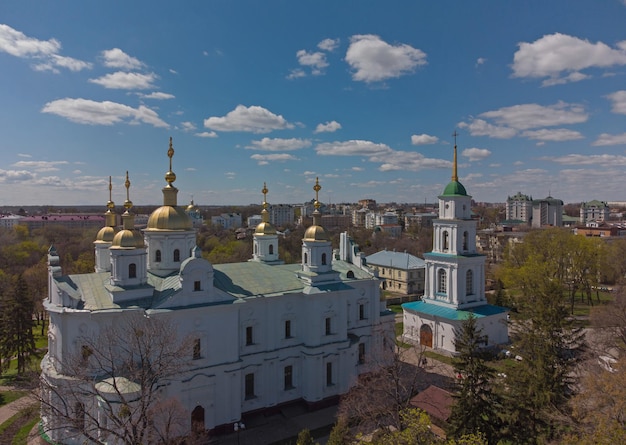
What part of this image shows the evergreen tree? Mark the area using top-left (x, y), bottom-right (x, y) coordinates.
top-left (447, 314), bottom-right (500, 444)
top-left (0, 274), bottom-right (36, 374)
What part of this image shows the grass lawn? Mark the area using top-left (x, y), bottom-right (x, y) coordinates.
top-left (0, 391), bottom-right (27, 408)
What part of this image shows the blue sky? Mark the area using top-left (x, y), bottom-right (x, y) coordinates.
top-left (2, 1), bottom-right (626, 207)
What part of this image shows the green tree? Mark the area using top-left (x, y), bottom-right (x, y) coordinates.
top-left (447, 315), bottom-right (500, 444)
top-left (0, 274), bottom-right (36, 374)
top-left (327, 417), bottom-right (351, 445)
top-left (500, 229), bottom-right (586, 443)
top-left (296, 428), bottom-right (316, 445)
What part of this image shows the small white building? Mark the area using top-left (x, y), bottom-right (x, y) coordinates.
top-left (211, 212), bottom-right (242, 229)
top-left (580, 200), bottom-right (610, 224)
top-left (402, 145), bottom-right (508, 354)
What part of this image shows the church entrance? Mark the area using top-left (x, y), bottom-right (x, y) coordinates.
top-left (191, 405), bottom-right (205, 433)
top-left (420, 324), bottom-right (433, 348)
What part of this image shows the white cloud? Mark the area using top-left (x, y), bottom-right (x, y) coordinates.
top-left (542, 154), bottom-right (626, 166)
top-left (42, 98), bottom-right (169, 127)
top-left (140, 92), bottom-right (175, 100)
top-left (457, 119), bottom-right (517, 139)
top-left (476, 57), bottom-right (487, 66)
top-left (181, 121), bottom-right (196, 132)
top-left (345, 34), bottom-right (427, 83)
top-left (372, 151), bottom-right (450, 172)
top-left (0, 24), bottom-right (92, 72)
top-left (17, 153), bottom-right (32, 158)
top-left (286, 69), bottom-right (306, 80)
top-left (0, 169), bottom-right (37, 183)
top-left (315, 140), bottom-right (393, 157)
top-left (296, 49), bottom-right (328, 75)
top-left (592, 132), bottom-right (626, 146)
top-left (89, 71), bottom-right (157, 90)
top-left (101, 48), bottom-right (144, 70)
top-left (512, 33), bottom-right (626, 85)
top-left (318, 38), bottom-right (340, 52)
top-left (352, 166), bottom-right (364, 171)
top-left (606, 90), bottom-right (626, 114)
top-left (247, 138), bottom-right (311, 151)
top-left (195, 131), bottom-right (218, 138)
top-left (204, 105), bottom-right (294, 133)
top-left (250, 153), bottom-right (298, 165)
top-left (314, 121), bottom-right (342, 133)
top-left (462, 148), bottom-right (491, 161)
top-left (479, 102), bottom-right (588, 130)
top-left (521, 128), bottom-right (584, 141)
top-left (411, 134), bottom-right (439, 145)
top-left (12, 160), bottom-right (69, 172)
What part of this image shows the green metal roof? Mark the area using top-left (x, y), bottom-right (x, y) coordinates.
top-left (441, 180), bottom-right (467, 197)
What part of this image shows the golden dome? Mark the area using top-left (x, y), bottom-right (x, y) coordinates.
top-left (147, 205), bottom-right (193, 230)
top-left (304, 225), bottom-right (329, 241)
top-left (95, 226), bottom-right (115, 243)
top-left (111, 229), bottom-right (144, 248)
top-left (255, 221), bottom-right (276, 235)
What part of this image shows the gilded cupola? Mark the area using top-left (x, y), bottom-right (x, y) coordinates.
top-left (111, 172), bottom-right (145, 249)
top-left (303, 177), bottom-right (329, 241)
top-left (255, 182), bottom-right (277, 235)
top-left (146, 138), bottom-right (193, 231)
top-left (95, 176), bottom-right (117, 243)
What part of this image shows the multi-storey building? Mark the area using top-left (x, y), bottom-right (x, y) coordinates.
top-left (268, 204), bottom-right (294, 228)
top-left (531, 196), bottom-right (563, 228)
top-left (580, 200), bottom-right (610, 224)
top-left (211, 212), bottom-right (242, 229)
top-left (505, 192), bottom-right (532, 223)
top-left (366, 250), bottom-right (425, 296)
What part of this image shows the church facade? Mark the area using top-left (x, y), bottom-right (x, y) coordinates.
top-left (402, 144), bottom-right (508, 354)
top-left (40, 139), bottom-right (394, 444)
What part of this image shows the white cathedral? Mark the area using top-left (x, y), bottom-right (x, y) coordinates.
top-left (402, 144), bottom-right (508, 354)
top-left (40, 139), bottom-right (395, 444)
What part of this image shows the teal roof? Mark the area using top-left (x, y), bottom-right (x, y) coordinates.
top-left (441, 180), bottom-right (467, 197)
top-left (402, 300), bottom-right (507, 321)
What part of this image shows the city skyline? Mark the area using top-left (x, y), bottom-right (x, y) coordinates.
top-left (1, 1), bottom-right (626, 206)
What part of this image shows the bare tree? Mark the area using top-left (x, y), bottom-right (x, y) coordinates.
top-left (40, 313), bottom-right (194, 445)
top-left (337, 330), bottom-right (441, 436)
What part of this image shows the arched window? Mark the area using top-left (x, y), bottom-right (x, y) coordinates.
top-left (174, 249), bottom-right (180, 262)
top-left (304, 252), bottom-right (308, 265)
top-left (129, 263), bottom-right (137, 279)
top-left (191, 405), bottom-right (205, 433)
top-left (322, 253), bottom-right (327, 265)
top-left (155, 249), bottom-right (161, 262)
top-left (442, 231), bottom-right (449, 251)
top-left (269, 244), bottom-right (274, 255)
top-left (437, 269), bottom-right (447, 294)
top-left (463, 231), bottom-right (469, 251)
top-left (466, 270), bottom-right (474, 296)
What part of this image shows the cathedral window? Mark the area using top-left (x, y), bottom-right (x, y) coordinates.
top-left (358, 343), bottom-right (366, 364)
top-left (325, 317), bottom-right (332, 335)
top-left (284, 365), bottom-right (294, 390)
top-left (442, 231), bottom-right (449, 251)
top-left (322, 253), bottom-right (327, 265)
top-left (304, 252), bottom-right (308, 265)
top-left (326, 362), bottom-right (333, 386)
top-left (245, 373), bottom-right (255, 399)
top-left (438, 269), bottom-right (447, 294)
top-left (155, 250), bottom-right (161, 262)
top-left (74, 402), bottom-right (85, 430)
top-left (194, 280), bottom-right (201, 291)
top-left (174, 249), bottom-right (180, 262)
top-left (193, 339), bottom-right (201, 360)
top-left (129, 263), bottom-right (137, 279)
top-left (463, 231), bottom-right (469, 251)
top-left (245, 326), bottom-right (253, 345)
top-left (269, 244), bottom-right (274, 255)
top-left (359, 303), bottom-right (366, 320)
top-left (466, 270), bottom-right (474, 296)
top-left (285, 320), bottom-right (292, 338)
